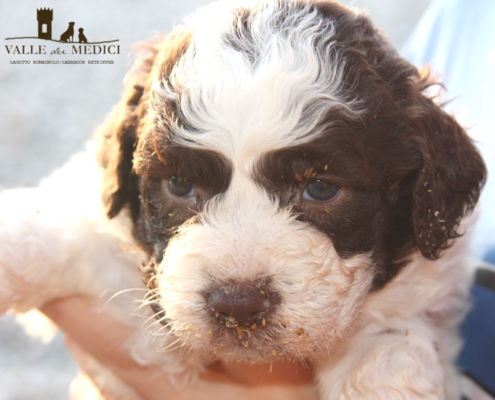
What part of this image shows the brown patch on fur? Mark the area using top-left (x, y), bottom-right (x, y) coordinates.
top-left (97, 28), bottom-right (193, 220)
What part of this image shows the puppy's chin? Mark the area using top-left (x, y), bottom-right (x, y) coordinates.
top-left (166, 317), bottom-right (345, 364)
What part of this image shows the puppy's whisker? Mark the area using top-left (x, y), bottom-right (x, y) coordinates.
top-left (160, 337), bottom-right (183, 353)
top-left (141, 312), bottom-right (164, 329)
top-left (144, 313), bottom-right (159, 326)
top-left (140, 295), bottom-right (162, 310)
top-left (99, 287), bottom-right (149, 310)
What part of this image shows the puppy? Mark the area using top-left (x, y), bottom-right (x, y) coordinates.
top-left (0, 0), bottom-right (486, 399)
top-left (60, 22), bottom-right (75, 42)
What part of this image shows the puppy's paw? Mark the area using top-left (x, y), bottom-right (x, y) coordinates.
top-left (317, 324), bottom-right (450, 400)
top-left (0, 189), bottom-right (41, 311)
top-left (0, 192), bottom-right (144, 318)
top-left (0, 189), bottom-right (71, 312)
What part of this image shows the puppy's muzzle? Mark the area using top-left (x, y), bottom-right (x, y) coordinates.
top-left (206, 282), bottom-right (279, 328)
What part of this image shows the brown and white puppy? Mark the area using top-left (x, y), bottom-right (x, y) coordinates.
top-left (0, 0), bottom-right (486, 399)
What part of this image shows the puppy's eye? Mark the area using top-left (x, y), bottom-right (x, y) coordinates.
top-left (302, 179), bottom-right (339, 202)
top-left (169, 176), bottom-right (195, 197)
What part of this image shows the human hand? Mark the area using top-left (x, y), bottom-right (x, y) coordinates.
top-left (41, 296), bottom-right (316, 400)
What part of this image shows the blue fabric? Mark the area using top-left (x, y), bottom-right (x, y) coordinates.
top-left (459, 283), bottom-right (495, 395)
top-left (484, 249), bottom-right (495, 266)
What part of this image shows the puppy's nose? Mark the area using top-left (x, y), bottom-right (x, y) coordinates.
top-left (207, 284), bottom-right (277, 328)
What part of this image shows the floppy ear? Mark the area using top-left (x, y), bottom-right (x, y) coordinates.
top-left (97, 28), bottom-right (192, 220)
top-left (97, 43), bottom-right (157, 220)
top-left (411, 79), bottom-right (486, 260)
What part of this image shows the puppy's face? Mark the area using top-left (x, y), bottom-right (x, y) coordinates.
top-left (99, 0), bottom-right (485, 363)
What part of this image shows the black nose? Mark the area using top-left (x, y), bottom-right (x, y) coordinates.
top-left (207, 284), bottom-right (277, 328)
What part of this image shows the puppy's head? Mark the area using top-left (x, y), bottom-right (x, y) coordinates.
top-left (99, 0), bottom-right (486, 362)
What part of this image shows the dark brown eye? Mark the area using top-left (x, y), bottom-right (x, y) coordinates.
top-left (169, 176), bottom-right (195, 197)
top-left (302, 179), bottom-right (339, 202)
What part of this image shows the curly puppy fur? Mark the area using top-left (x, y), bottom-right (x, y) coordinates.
top-left (0, 0), bottom-right (486, 399)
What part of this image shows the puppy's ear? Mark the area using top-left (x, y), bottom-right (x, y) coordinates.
top-left (411, 78), bottom-right (486, 259)
top-left (97, 43), bottom-right (157, 220)
top-left (98, 29), bottom-right (191, 220)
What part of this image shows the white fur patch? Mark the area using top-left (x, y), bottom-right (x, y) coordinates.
top-left (152, 0), bottom-right (364, 168)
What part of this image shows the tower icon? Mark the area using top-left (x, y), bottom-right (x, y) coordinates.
top-left (37, 8), bottom-right (53, 40)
